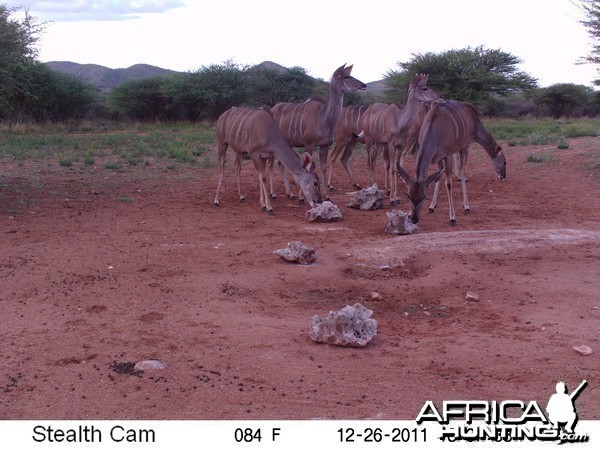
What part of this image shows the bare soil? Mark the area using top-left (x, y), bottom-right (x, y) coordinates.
top-left (1, 137), bottom-right (599, 420)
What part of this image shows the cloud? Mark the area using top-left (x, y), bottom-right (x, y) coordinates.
top-left (6, 0), bottom-right (186, 21)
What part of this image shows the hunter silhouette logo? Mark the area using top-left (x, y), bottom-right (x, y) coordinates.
top-left (546, 380), bottom-right (587, 435)
top-left (416, 380), bottom-right (589, 443)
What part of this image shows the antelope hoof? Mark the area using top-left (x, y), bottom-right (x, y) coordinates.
top-left (213, 201), bottom-right (220, 208)
top-left (464, 207), bottom-right (471, 214)
top-left (270, 194), bottom-right (277, 200)
top-left (428, 207), bottom-right (435, 214)
top-left (239, 196), bottom-right (245, 204)
top-left (449, 219), bottom-right (457, 226)
top-left (328, 185), bottom-right (335, 193)
top-left (299, 198), bottom-right (305, 205)
top-left (267, 209), bottom-right (274, 216)
top-left (288, 194), bottom-right (297, 200)
top-left (324, 196), bottom-right (331, 202)
top-left (354, 183), bottom-right (362, 190)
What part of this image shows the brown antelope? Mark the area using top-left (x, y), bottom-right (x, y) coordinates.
top-left (360, 74), bottom-right (442, 204)
top-left (213, 107), bottom-right (322, 214)
top-left (397, 100), bottom-right (506, 226)
top-left (271, 64), bottom-right (366, 197)
top-left (327, 105), bottom-right (368, 191)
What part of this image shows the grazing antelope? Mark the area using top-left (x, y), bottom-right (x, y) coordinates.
top-left (271, 64), bottom-right (366, 197)
top-left (397, 100), bottom-right (506, 226)
top-left (214, 107), bottom-right (322, 214)
top-left (327, 105), bottom-right (368, 191)
top-left (360, 74), bottom-right (442, 204)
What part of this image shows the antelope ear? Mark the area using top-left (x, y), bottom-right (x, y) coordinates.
top-left (396, 162), bottom-right (412, 185)
top-left (334, 64), bottom-right (346, 77)
top-left (425, 168), bottom-right (443, 187)
top-left (343, 64), bottom-right (353, 76)
top-left (302, 152), bottom-right (315, 172)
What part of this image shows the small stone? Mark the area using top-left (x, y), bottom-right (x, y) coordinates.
top-left (572, 345), bottom-right (592, 356)
top-left (134, 360), bottom-right (167, 370)
top-left (466, 291), bottom-right (480, 302)
top-left (306, 201), bottom-right (343, 222)
top-left (310, 303), bottom-right (377, 347)
top-left (347, 184), bottom-right (385, 210)
top-left (370, 291), bottom-right (383, 301)
top-left (384, 209), bottom-right (419, 235)
top-left (274, 241), bottom-right (317, 265)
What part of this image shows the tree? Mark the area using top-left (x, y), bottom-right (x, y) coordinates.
top-left (533, 83), bottom-right (593, 118)
top-left (0, 4), bottom-right (45, 121)
top-left (245, 66), bottom-right (315, 107)
top-left (385, 46), bottom-right (538, 114)
top-left (108, 77), bottom-right (171, 121)
top-left (578, 0), bottom-right (600, 83)
top-left (163, 61), bottom-right (248, 121)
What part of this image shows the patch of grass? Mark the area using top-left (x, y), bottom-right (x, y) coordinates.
top-left (104, 162), bottom-right (123, 171)
top-left (59, 157), bottom-right (74, 167)
top-left (526, 152), bottom-right (558, 164)
top-left (485, 118), bottom-right (600, 147)
top-left (557, 138), bottom-right (569, 149)
top-left (115, 197), bottom-right (133, 203)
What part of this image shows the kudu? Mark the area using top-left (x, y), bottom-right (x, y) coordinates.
top-left (327, 105), bottom-right (368, 190)
top-left (360, 74), bottom-right (442, 204)
top-left (397, 100), bottom-right (506, 226)
top-left (271, 64), bottom-right (366, 197)
top-left (213, 107), bottom-right (322, 214)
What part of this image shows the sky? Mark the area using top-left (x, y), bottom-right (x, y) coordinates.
top-left (5, 0), bottom-right (599, 87)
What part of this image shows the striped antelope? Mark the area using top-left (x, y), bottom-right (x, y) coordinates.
top-left (396, 100), bottom-right (506, 226)
top-left (327, 105), bottom-right (368, 191)
top-left (213, 107), bottom-right (322, 214)
top-left (271, 64), bottom-right (366, 197)
top-left (360, 74), bottom-right (442, 204)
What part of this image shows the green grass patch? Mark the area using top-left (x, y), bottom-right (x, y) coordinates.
top-left (114, 197), bottom-right (134, 203)
top-left (0, 122), bottom-right (215, 168)
top-left (526, 151), bottom-right (558, 164)
top-left (485, 118), bottom-right (600, 148)
top-left (104, 162), bottom-right (123, 171)
top-left (59, 157), bottom-right (74, 167)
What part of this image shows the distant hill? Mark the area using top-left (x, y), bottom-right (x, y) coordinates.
top-left (44, 61), bottom-right (179, 91)
top-left (44, 60), bottom-right (385, 95)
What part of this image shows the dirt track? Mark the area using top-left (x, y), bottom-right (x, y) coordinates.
top-left (1, 137), bottom-right (598, 420)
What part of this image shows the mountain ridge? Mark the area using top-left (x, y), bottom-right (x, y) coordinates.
top-left (44, 60), bottom-right (386, 93)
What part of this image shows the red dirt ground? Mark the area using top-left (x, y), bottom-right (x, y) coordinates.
top-left (1, 137), bottom-right (599, 420)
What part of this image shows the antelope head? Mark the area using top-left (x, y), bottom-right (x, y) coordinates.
top-left (408, 73), bottom-right (442, 104)
top-left (332, 64), bottom-right (367, 93)
top-left (492, 145), bottom-right (507, 180)
top-left (396, 163), bottom-right (442, 224)
top-left (298, 153), bottom-right (322, 207)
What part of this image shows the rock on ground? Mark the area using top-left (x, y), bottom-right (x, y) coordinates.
top-left (274, 241), bottom-right (317, 265)
top-left (384, 209), bottom-right (419, 235)
top-left (347, 185), bottom-right (385, 210)
top-left (310, 303), bottom-right (377, 347)
top-left (306, 201), bottom-right (343, 222)
top-left (134, 360), bottom-right (167, 370)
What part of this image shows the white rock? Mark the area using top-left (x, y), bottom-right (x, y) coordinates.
top-left (306, 201), bottom-right (343, 222)
top-left (134, 360), bottom-right (167, 370)
top-left (573, 345), bottom-right (592, 356)
top-left (310, 303), bottom-right (377, 347)
top-left (347, 184), bottom-right (385, 210)
top-left (274, 241), bottom-right (317, 265)
top-left (370, 291), bottom-right (383, 301)
top-left (384, 209), bottom-right (419, 235)
top-left (466, 291), bottom-right (480, 302)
